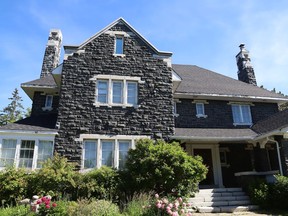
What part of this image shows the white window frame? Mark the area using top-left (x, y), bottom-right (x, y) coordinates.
top-left (230, 103), bottom-right (253, 126)
top-left (80, 134), bottom-right (149, 170)
top-left (90, 75), bottom-right (144, 108)
top-left (0, 136), bottom-right (54, 170)
top-left (0, 139), bottom-right (17, 167)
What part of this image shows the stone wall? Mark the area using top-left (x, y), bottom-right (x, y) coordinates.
top-left (55, 23), bottom-right (174, 164)
top-left (31, 92), bottom-right (59, 116)
top-left (175, 99), bottom-right (279, 128)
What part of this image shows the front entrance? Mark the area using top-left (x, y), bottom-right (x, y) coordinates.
top-left (194, 149), bottom-right (214, 185)
top-left (186, 144), bottom-right (223, 188)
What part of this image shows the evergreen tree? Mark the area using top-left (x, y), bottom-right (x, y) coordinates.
top-left (0, 88), bottom-right (24, 125)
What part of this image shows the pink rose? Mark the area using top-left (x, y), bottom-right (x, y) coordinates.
top-left (155, 193), bottom-right (159, 199)
top-left (52, 203), bottom-right (57, 207)
top-left (45, 205), bottom-right (50, 209)
top-left (178, 197), bottom-right (183, 203)
top-left (156, 203), bottom-right (161, 209)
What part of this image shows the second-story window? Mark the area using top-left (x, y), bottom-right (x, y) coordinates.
top-left (195, 103), bottom-right (207, 118)
top-left (115, 36), bottom-right (124, 55)
top-left (231, 104), bottom-right (252, 125)
top-left (45, 95), bottom-right (53, 108)
top-left (91, 75), bottom-right (143, 107)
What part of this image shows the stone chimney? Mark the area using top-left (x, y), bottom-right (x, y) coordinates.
top-left (40, 29), bottom-right (62, 78)
top-left (236, 44), bottom-right (257, 86)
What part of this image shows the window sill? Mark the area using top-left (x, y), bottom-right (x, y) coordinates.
top-left (196, 114), bottom-right (208, 118)
top-left (113, 54), bottom-right (126, 58)
top-left (233, 123), bottom-right (252, 126)
top-left (93, 103), bottom-right (139, 108)
top-left (42, 107), bottom-right (53, 111)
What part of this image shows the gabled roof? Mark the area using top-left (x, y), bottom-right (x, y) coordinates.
top-left (0, 114), bottom-right (58, 132)
top-left (64, 17), bottom-right (172, 57)
top-left (21, 74), bottom-right (58, 99)
top-left (172, 64), bottom-right (288, 103)
top-left (252, 109), bottom-right (288, 135)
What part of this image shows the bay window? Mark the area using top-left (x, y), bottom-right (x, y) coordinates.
top-left (0, 138), bottom-right (54, 169)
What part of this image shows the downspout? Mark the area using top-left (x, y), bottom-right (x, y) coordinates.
top-left (266, 137), bottom-right (283, 175)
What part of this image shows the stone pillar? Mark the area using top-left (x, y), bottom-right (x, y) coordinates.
top-left (40, 29), bottom-right (62, 78)
top-left (235, 44), bottom-right (257, 86)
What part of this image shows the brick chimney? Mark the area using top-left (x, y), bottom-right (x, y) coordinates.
top-left (40, 29), bottom-right (62, 78)
top-left (236, 44), bottom-right (257, 86)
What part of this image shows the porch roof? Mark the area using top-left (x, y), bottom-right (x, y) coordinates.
top-left (0, 114), bottom-right (58, 132)
top-left (173, 128), bottom-right (257, 142)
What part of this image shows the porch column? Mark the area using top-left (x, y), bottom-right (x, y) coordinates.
top-left (254, 143), bottom-right (270, 171)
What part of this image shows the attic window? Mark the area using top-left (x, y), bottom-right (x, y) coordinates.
top-left (115, 36), bottom-right (124, 55)
top-left (42, 95), bottom-right (53, 111)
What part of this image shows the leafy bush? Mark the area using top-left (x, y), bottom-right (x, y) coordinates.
top-left (122, 139), bottom-right (207, 197)
top-left (77, 166), bottom-right (119, 201)
top-left (0, 167), bottom-right (29, 206)
top-left (249, 175), bottom-right (288, 210)
top-left (30, 153), bottom-right (77, 199)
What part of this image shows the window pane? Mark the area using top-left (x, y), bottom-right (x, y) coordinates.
top-left (232, 105), bottom-right (241, 123)
top-left (119, 141), bottom-right (130, 169)
top-left (115, 37), bottom-right (123, 54)
top-left (97, 81), bottom-right (108, 103)
top-left (37, 141), bottom-right (53, 168)
top-left (19, 140), bottom-right (35, 168)
top-left (241, 105), bottom-right (252, 123)
top-left (196, 103), bottom-right (204, 115)
top-left (45, 95), bottom-right (53, 107)
top-left (112, 81), bottom-right (123, 103)
top-left (84, 140), bottom-right (97, 168)
top-left (0, 139), bottom-right (16, 167)
top-left (127, 82), bottom-right (137, 105)
top-left (102, 141), bottom-right (114, 167)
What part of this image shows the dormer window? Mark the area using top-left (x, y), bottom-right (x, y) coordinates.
top-left (45, 95), bottom-right (53, 108)
top-left (115, 36), bottom-right (124, 55)
top-left (42, 95), bottom-right (53, 111)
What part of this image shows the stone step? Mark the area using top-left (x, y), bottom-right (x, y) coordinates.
top-left (191, 199), bottom-right (251, 207)
top-left (197, 188), bottom-right (242, 194)
top-left (194, 191), bottom-right (246, 198)
top-left (196, 205), bottom-right (259, 213)
top-left (188, 195), bottom-right (250, 202)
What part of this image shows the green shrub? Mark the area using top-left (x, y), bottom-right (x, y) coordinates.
top-left (122, 139), bottom-right (207, 197)
top-left (30, 153), bottom-right (77, 199)
top-left (0, 167), bottom-right (29, 206)
top-left (248, 175), bottom-right (288, 210)
top-left (77, 166), bottom-right (119, 201)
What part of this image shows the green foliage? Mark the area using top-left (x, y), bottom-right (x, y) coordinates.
top-left (122, 139), bottom-right (207, 197)
top-left (0, 88), bottom-right (24, 125)
top-left (77, 166), bottom-right (119, 201)
top-left (0, 167), bottom-right (29, 206)
top-left (249, 175), bottom-right (288, 210)
top-left (0, 205), bottom-right (32, 216)
top-left (122, 193), bottom-right (154, 216)
top-left (71, 199), bottom-right (120, 216)
top-left (29, 153), bottom-right (77, 199)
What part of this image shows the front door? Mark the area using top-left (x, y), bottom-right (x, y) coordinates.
top-left (193, 148), bottom-right (215, 185)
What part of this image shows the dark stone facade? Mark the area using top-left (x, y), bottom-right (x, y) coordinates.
top-left (31, 92), bottom-right (59, 116)
top-left (175, 99), bottom-right (279, 128)
top-left (55, 23), bottom-right (174, 164)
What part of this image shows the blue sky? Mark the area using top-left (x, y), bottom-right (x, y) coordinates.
top-left (1, 0), bottom-right (288, 110)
